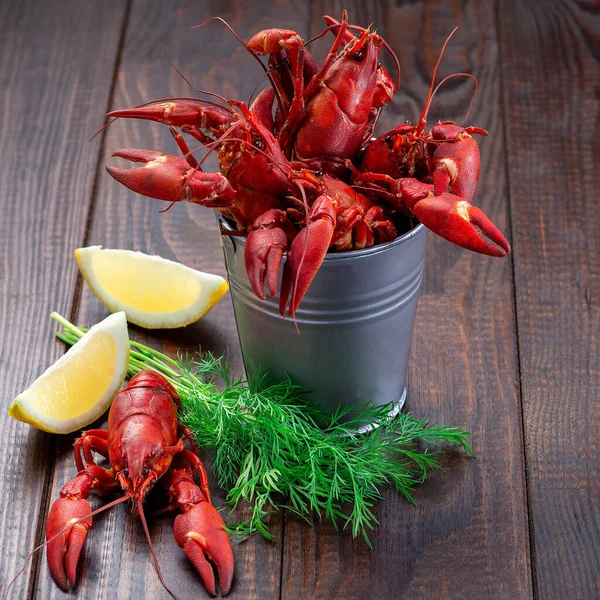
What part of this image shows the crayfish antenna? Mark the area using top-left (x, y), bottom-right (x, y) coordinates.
top-left (138, 499), bottom-right (182, 600)
top-left (89, 94), bottom-right (234, 143)
top-left (414, 26), bottom-right (459, 137)
top-left (89, 117), bottom-right (118, 142)
top-left (192, 16), bottom-right (286, 118)
top-left (427, 72), bottom-right (480, 127)
top-left (3, 495), bottom-right (129, 600)
top-left (161, 50), bottom-right (231, 108)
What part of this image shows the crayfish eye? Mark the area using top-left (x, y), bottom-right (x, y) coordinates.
top-left (123, 468), bottom-right (129, 477)
top-left (315, 170), bottom-right (323, 178)
top-left (351, 50), bottom-right (365, 62)
top-left (141, 467), bottom-right (149, 478)
top-left (385, 135), bottom-right (394, 147)
top-left (253, 139), bottom-right (263, 150)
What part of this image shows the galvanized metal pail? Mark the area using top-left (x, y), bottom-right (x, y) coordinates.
top-left (219, 218), bottom-right (428, 416)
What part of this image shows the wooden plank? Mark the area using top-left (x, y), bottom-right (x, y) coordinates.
top-left (0, 1), bottom-right (129, 598)
top-left (280, 1), bottom-right (533, 598)
top-left (33, 1), bottom-right (312, 598)
top-left (499, 2), bottom-right (600, 598)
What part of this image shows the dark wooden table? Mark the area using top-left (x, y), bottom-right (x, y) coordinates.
top-left (1, 1), bottom-right (598, 598)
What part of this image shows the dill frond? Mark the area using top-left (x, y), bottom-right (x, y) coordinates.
top-left (51, 312), bottom-right (473, 545)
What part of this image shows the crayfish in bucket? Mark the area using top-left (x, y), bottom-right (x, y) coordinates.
top-left (44, 371), bottom-right (233, 599)
top-left (105, 11), bottom-right (510, 319)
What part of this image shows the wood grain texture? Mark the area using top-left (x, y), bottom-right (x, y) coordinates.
top-left (0, 2), bottom-right (128, 597)
top-left (3, 1), bottom-right (598, 599)
top-left (499, 1), bottom-right (600, 598)
top-left (280, 1), bottom-right (532, 598)
top-left (33, 1), bottom-right (311, 598)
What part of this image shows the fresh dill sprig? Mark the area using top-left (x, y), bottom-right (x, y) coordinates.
top-left (50, 312), bottom-right (474, 545)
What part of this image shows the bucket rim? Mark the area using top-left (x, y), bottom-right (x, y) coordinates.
top-left (219, 215), bottom-right (426, 261)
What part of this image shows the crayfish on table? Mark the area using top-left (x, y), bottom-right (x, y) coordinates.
top-left (105, 11), bottom-right (510, 318)
top-left (44, 371), bottom-right (234, 598)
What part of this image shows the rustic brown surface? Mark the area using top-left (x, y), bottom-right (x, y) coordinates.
top-left (281, 1), bottom-right (531, 598)
top-left (34, 2), bottom-right (284, 599)
top-left (0, 2), bottom-right (130, 598)
top-left (1, 0), bottom-right (598, 599)
top-left (499, 1), bottom-right (600, 598)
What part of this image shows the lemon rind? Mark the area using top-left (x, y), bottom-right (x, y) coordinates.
top-left (8, 312), bottom-right (130, 434)
top-left (75, 246), bottom-right (229, 329)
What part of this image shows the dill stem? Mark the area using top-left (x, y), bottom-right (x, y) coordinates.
top-left (53, 321), bottom-right (189, 393)
top-left (50, 312), bottom-right (85, 337)
top-left (50, 312), bottom-right (474, 544)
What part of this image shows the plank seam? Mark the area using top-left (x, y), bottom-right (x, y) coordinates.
top-left (26, 2), bottom-right (134, 597)
top-left (70, 0), bottom-right (134, 324)
top-left (276, 1), bottom-right (321, 592)
top-left (495, 2), bottom-right (538, 599)
top-left (278, 513), bottom-right (286, 600)
top-left (25, 447), bottom-right (58, 600)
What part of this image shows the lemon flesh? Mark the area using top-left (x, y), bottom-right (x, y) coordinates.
top-left (8, 312), bottom-right (129, 434)
top-left (75, 246), bottom-right (229, 328)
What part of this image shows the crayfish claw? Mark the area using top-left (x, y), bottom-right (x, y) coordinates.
top-left (107, 150), bottom-right (235, 207)
top-left (245, 228), bottom-right (287, 299)
top-left (458, 202), bottom-right (511, 257)
top-left (279, 195), bottom-right (336, 317)
top-left (397, 179), bottom-right (510, 257)
top-left (111, 148), bottom-right (166, 164)
top-left (108, 102), bottom-right (234, 130)
top-left (182, 536), bottom-right (217, 597)
top-left (173, 503), bottom-right (234, 597)
top-left (106, 150), bottom-right (188, 202)
top-left (412, 191), bottom-right (510, 257)
top-left (46, 496), bottom-right (92, 591)
top-left (245, 209), bottom-right (295, 300)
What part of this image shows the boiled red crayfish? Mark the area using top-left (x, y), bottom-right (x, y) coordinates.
top-left (353, 28), bottom-right (510, 257)
top-left (45, 371), bottom-right (234, 598)
top-left (103, 12), bottom-right (509, 317)
top-left (245, 11), bottom-right (399, 171)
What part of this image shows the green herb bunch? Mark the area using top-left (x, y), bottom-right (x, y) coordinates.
top-left (52, 312), bottom-right (473, 545)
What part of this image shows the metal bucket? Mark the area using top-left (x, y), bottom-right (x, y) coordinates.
top-left (219, 217), bottom-right (428, 417)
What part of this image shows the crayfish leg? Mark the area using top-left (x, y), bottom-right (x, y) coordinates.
top-left (46, 464), bottom-right (119, 591)
top-left (279, 194), bottom-right (336, 318)
top-left (163, 460), bottom-right (235, 597)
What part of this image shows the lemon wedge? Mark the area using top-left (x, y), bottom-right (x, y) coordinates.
top-left (74, 246), bottom-right (229, 329)
top-left (8, 312), bottom-right (129, 434)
